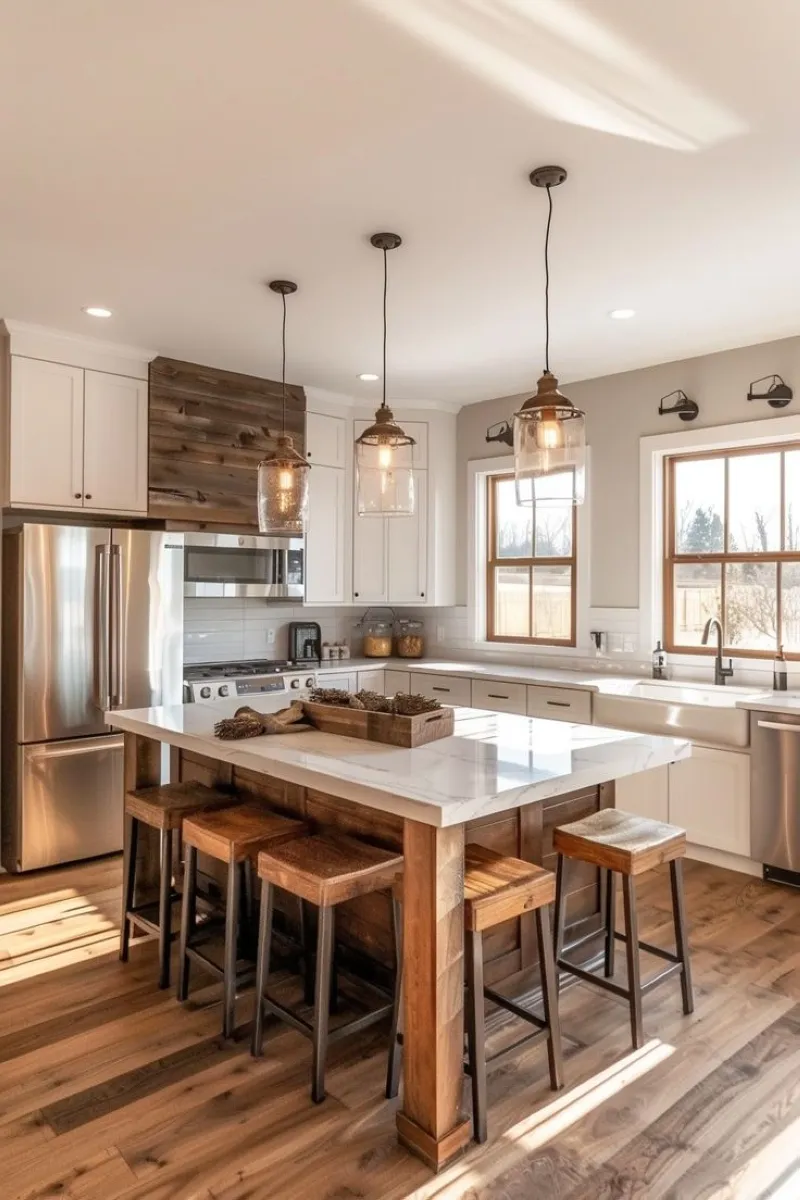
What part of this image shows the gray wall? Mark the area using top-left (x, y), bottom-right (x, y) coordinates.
top-left (456, 334), bottom-right (800, 608)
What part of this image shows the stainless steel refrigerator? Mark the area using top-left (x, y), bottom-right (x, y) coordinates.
top-left (1, 524), bottom-right (184, 872)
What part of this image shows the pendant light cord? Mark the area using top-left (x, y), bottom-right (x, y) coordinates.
top-left (280, 291), bottom-right (287, 435)
top-left (381, 246), bottom-right (388, 410)
top-left (544, 183), bottom-right (553, 373)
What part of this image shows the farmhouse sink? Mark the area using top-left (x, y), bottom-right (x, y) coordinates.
top-left (592, 678), bottom-right (771, 748)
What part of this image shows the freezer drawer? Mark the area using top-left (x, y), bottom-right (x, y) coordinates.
top-left (2, 735), bottom-right (124, 872)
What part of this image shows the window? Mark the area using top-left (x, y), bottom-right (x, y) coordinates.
top-left (486, 471), bottom-right (576, 644)
top-left (665, 443), bottom-right (800, 657)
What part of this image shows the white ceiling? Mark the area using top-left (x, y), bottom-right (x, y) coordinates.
top-left (1, 0), bottom-right (799, 404)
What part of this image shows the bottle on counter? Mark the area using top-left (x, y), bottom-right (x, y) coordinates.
top-left (652, 641), bottom-right (668, 680)
top-left (773, 644), bottom-right (788, 692)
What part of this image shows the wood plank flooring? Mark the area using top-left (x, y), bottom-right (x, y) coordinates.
top-left (0, 856), bottom-right (799, 1199)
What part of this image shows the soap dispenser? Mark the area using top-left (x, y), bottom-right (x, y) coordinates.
top-left (773, 644), bottom-right (788, 692)
top-left (652, 641), bottom-right (668, 681)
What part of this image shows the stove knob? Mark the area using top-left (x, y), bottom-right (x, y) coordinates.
top-left (219, 684), bottom-right (230, 698)
top-left (290, 678), bottom-right (301, 689)
top-left (200, 686), bottom-right (212, 699)
top-left (306, 677), bottom-right (315, 689)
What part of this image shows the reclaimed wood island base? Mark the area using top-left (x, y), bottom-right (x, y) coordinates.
top-left (112, 700), bottom-right (690, 1173)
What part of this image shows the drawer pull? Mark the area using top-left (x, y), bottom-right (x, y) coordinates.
top-left (431, 686), bottom-right (450, 693)
top-left (487, 693), bottom-right (509, 700)
top-left (546, 700), bottom-right (571, 708)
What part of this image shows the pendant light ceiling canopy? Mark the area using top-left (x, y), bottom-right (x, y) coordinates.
top-left (257, 279), bottom-right (310, 535)
top-left (513, 166), bottom-right (586, 507)
top-left (355, 232), bottom-right (416, 518)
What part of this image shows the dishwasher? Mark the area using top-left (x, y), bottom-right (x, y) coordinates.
top-left (750, 710), bottom-right (800, 887)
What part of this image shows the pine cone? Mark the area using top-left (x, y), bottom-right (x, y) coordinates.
top-left (392, 692), bottom-right (442, 716)
top-left (355, 690), bottom-right (393, 713)
top-left (308, 688), bottom-right (354, 707)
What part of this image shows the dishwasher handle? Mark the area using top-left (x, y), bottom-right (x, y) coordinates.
top-left (757, 719), bottom-right (800, 733)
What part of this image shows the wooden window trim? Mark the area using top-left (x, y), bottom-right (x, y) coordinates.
top-left (486, 472), bottom-right (577, 646)
top-left (664, 440), bottom-right (800, 660)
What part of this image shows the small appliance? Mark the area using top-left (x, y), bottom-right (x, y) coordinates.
top-left (183, 532), bottom-right (304, 600)
top-left (288, 621), bottom-right (322, 664)
top-left (183, 660), bottom-right (316, 704)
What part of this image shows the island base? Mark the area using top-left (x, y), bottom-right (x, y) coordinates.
top-left (396, 1111), bottom-right (472, 1172)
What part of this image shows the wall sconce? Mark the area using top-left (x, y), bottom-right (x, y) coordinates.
top-left (485, 420), bottom-right (514, 447)
top-left (658, 389), bottom-right (699, 422)
top-left (747, 375), bottom-right (793, 409)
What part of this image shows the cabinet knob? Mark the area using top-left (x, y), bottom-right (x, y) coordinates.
top-left (354, 592), bottom-right (359, 597)
top-left (420, 592), bottom-right (425, 597)
top-left (85, 494), bottom-right (92, 500)
top-left (74, 492), bottom-right (81, 499)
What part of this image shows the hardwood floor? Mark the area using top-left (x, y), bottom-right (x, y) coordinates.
top-left (0, 856), bottom-right (799, 1199)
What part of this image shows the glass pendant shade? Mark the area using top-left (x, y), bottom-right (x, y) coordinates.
top-left (355, 406), bottom-right (415, 516)
top-left (513, 371), bottom-right (586, 506)
top-left (257, 434), bottom-right (309, 534)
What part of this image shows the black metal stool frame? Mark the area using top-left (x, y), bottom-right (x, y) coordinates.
top-left (119, 814), bottom-right (176, 991)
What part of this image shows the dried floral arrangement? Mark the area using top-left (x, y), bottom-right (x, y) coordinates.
top-left (307, 688), bottom-right (442, 715)
top-left (214, 701), bottom-right (309, 740)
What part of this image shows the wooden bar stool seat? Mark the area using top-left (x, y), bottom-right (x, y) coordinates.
top-left (387, 844), bottom-right (564, 1145)
top-left (179, 804), bottom-right (307, 1038)
top-left (553, 809), bottom-right (694, 1051)
top-left (252, 833), bottom-right (403, 1104)
top-left (120, 781), bottom-right (236, 990)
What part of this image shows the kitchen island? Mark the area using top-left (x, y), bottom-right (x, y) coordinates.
top-left (109, 697), bottom-right (690, 1172)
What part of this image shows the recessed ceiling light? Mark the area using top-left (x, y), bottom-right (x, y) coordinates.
top-left (357, 373), bottom-right (379, 381)
top-left (609, 308), bottom-right (635, 320)
top-left (83, 306), bottom-right (113, 318)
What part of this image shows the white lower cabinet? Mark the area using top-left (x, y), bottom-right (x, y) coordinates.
top-left (615, 764), bottom-right (669, 824)
top-left (668, 747), bottom-right (750, 857)
top-left (357, 669), bottom-right (385, 693)
top-left (411, 673), bottom-right (472, 707)
top-left (385, 669), bottom-right (411, 694)
top-left (319, 671), bottom-right (357, 694)
top-left (471, 678), bottom-right (527, 715)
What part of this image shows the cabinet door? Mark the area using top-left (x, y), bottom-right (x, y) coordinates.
top-left (9, 357), bottom-right (84, 508)
top-left (358, 669), bottom-right (386, 693)
top-left (83, 371), bottom-right (148, 513)
top-left (615, 765), bottom-right (669, 823)
top-left (668, 748), bottom-right (750, 856)
top-left (387, 471), bottom-right (427, 603)
top-left (321, 672), bottom-right (357, 694)
top-left (353, 513), bottom-right (387, 603)
top-left (305, 465), bottom-right (346, 603)
top-left (306, 412), bottom-right (347, 469)
top-left (385, 669), bottom-right (411, 694)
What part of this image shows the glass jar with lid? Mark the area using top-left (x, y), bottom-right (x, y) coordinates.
top-left (395, 618), bottom-right (425, 659)
top-left (358, 608), bottom-right (395, 658)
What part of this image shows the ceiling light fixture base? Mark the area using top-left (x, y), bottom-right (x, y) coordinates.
top-left (268, 280), bottom-right (298, 296)
top-left (370, 232), bottom-right (402, 251)
top-left (529, 165), bottom-right (567, 189)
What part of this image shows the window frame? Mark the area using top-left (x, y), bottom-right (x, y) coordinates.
top-left (485, 471), bottom-right (577, 646)
top-left (663, 440), bottom-right (800, 659)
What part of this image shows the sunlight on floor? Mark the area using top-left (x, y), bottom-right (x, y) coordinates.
top-left (725, 1112), bottom-right (800, 1199)
top-left (0, 887), bottom-right (118, 989)
top-left (357, 0), bottom-right (745, 150)
top-left (418, 1039), bottom-right (675, 1198)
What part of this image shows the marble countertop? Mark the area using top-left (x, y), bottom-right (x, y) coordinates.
top-left (108, 697), bottom-right (690, 828)
top-left (736, 692), bottom-right (800, 715)
top-left (317, 657), bottom-right (611, 690)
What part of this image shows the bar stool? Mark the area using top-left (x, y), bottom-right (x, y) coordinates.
top-left (120, 780), bottom-right (236, 989)
top-left (553, 809), bottom-right (693, 1050)
top-left (252, 833), bottom-right (403, 1103)
top-left (179, 804), bottom-right (307, 1037)
top-left (386, 844), bottom-right (564, 1145)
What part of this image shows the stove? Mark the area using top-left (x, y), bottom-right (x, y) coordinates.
top-left (183, 660), bottom-right (317, 704)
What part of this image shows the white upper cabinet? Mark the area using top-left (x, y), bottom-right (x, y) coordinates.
top-left (83, 371), bottom-right (148, 514)
top-left (305, 463), bottom-right (346, 603)
top-left (9, 357), bottom-right (85, 509)
top-left (306, 411), bottom-right (347, 469)
top-left (5, 347), bottom-right (149, 516)
top-left (386, 471), bottom-right (428, 603)
top-left (352, 510), bottom-right (388, 603)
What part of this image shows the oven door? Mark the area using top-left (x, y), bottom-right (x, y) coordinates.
top-left (183, 533), bottom-right (304, 599)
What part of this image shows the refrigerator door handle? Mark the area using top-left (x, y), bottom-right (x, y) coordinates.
top-left (94, 545), bottom-right (112, 713)
top-left (110, 543), bottom-right (125, 708)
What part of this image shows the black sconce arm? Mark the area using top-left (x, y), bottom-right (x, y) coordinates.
top-left (747, 375), bottom-right (793, 409)
top-left (485, 420), bottom-right (514, 447)
top-left (658, 389), bottom-right (699, 422)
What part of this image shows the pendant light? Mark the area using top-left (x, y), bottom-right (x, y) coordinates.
top-left (513, 166), bottom-right (586, 507)
top-left (355, 233), bottom-right (416, 517)
top-left (257, 280), bottom-right (310, 535)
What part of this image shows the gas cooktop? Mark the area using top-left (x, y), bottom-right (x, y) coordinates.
top-left (184, 659), bottom-right (316, 681)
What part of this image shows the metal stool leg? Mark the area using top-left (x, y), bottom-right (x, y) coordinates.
top-left (223, 861), bottom-right (240, 1039)
top-left (119, 814), bottom-right (138, 962)
top-left (604, 869), bottom-right (617, 979)
top-left (158, 828), bottom-right (173, 990)
top-left (385, 893), bottom-right (403, 1100)
top-left (670, 859), bottom-right (694, 1015)
top-left (621, 874), bottom-right (644, 1049)
top-left (251, 882), bottom-right (275, 1058)
top-left (465, 929), bottom-right (487, 1144)
top-left (553, 853), bottom-right (567, 995)
top-left (177, 845), bottom-right (197, 1002)
top-left (299, 898), bottom-right (314, 1006)
top-left (536, 905), bottom-right (564, 1092)
top-left (311, 905), bottom-right (335, 1103)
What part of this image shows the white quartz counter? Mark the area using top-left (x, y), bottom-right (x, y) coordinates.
top-left (108, 698), bottom-right (690, 828)
top-left (735, 692), bottom-right (800, 715)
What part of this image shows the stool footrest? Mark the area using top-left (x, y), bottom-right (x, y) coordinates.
top-left (640, 962), bottom-right (683, 995)
top-left (483, 986), bottom-right (548, 1030)
top-left (261, 994), bottom-right (393, 1044)
top-left (611, 931), bottom-right (682, 965)
top-left (557, 957), bottom-right (631, 1000)
top-left (479, 1026), bottom-right (551, 1071)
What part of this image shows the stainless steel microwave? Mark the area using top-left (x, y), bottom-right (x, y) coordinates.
top-left (183, 533), bottom-right (304, 599)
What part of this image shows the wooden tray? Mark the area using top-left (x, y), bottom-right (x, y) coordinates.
top-left (302, 700), bottom-right (455, 748)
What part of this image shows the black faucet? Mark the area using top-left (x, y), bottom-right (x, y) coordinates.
top-left (701, 617), bottom-right (734, 686)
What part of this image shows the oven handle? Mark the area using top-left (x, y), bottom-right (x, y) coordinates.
top-left (756, 719), bottom-right (800, 733)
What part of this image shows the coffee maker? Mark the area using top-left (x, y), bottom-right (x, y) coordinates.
top-left (288, 621), bottom-right (321, 664)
